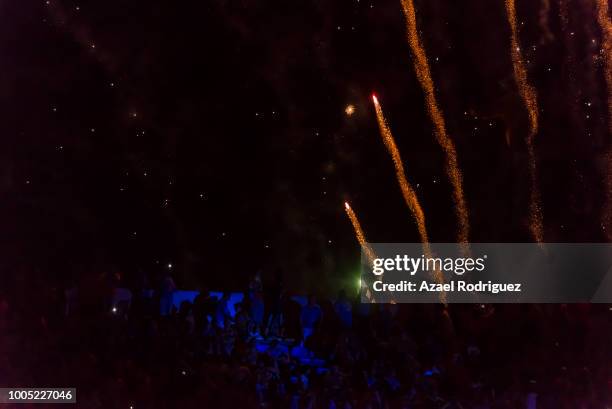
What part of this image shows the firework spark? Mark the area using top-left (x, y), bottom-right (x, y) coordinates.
top-left (344, 201), bottom-right (446, 304)
top-left (345, 104), bottom-right (356, 116)
top-left (371, 95), bottom-right (446, 290)
top-left (504, 0), bottom-right (544, 243)
top-left (344, 201), bottom-right (375, 262)
top-left (371, 95), bottom-right (430, 247)
top-left (400, 0), bottom-right (470, 245)
top-left (344, 201), bottom-right (375, 301)
top-left (596, 0), bottom-right (612, 133)
top-left (596, 0), bottom-right (612, 238)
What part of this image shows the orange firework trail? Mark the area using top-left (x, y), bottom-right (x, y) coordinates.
top-left (371, 96), bottom-right (430, 247)
top-left (400, 0), bottom-right (470, 245)
top-left (344, 201), bottom-right (376, 302)
top-left (596, 0), bottom-right (612, 238)
top-left (344, 201), bottom-right (376, 263)
top-left (371, 95), bottom-right (446, 288)
top-left (596, 0), bottom-right (612, 133)
top-left (504, 0), bottom-right (544, 243)
top-left (344, 201), bottom-right (446, 304)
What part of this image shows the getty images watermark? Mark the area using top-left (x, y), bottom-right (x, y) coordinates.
top-left (370, 253), bottom-right (523, 294)
top-left (360, 243), bottom-right (612, 303)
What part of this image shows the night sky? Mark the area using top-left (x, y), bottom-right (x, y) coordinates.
top-left (1, 0), bottom-right (609, 293)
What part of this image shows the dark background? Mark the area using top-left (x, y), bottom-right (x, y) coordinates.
top-left (0, 0), bottom-right (608, 293)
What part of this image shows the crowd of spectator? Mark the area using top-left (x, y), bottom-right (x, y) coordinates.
top-left (0, 269), bottom-right (610, 408)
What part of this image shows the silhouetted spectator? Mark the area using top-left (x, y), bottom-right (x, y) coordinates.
top-left (300, 294), bottom-right (322, 343)
top-left (334, 289), bottom-right (352, 330)
top-left (159, 273), bottom-right (176, 316)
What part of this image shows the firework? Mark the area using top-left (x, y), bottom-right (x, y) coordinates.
top-left (372, 95), bottom-right (446, 290)
top-left (400, 0), bottom-right (470, 245)
top-left (345, 104), bottom-right (356, 116)
top-left (596, 0), bottom-right (612, 133)
top-left (344, 201), bottom-right (375, 262)
top-left (504, 0), bottom-right (544, 243)
top-left (371, 95), bottom-right (430, 247)
top-left (597, 0), bottom-right (612, 238)
top-left (344, 201), bottom-right (376, 301)
top-left (344, 201), bottom-right (446, 303)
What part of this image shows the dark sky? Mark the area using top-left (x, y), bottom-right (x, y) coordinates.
top-left (0, 0), bottom-right (608, 292)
